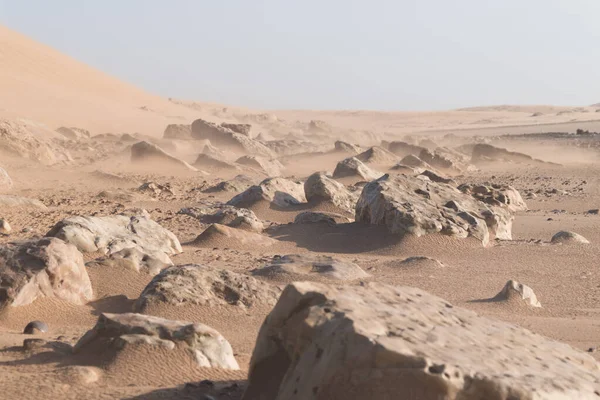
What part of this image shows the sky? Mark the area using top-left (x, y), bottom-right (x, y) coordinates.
top-left (1, 0), bottom-right (600, 111)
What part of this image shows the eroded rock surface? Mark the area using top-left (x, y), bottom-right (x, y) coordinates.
top-left (227, 177), bottom-right (306, 208)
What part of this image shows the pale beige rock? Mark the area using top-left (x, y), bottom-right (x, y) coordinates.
top-left (355, 146), bottom-right (398, 164)
top-left (74, 312), bottom-right (239, 370)
top-left (0, 218), bottom-right (11, 234)
top-left (56, 126), bottom-right (90, 140)
top-left (180, 205), bottom-right (264, 233)
top-left (551, 231), bottom-right (590, 244)
top-left (0, 167), bottom-right (12, 190)
top-left (130, 141), bottom-right (197, 171)
top-left (333, 140), bottom-right (362, 154)
top-left (0, 238), bottom-right (93, 309)
top-left (0, 195), bottom-right (46, 209)
top-left (193, 224), bottom-right (276, 247)
top-left (46, 215), bottom-right (182, 266)
top-left (162, 124), bottom-right (192, 140)
top-left (304, 172), bottom-right (357, 213)
top-left (0, 119), bottom-right (72, 164)
top-left (235, 155), bottom-right (284, 176)
top-left (86, 247), bottom-right (170, 276)
top-left (243, 282), bottom-right (600, 400)
top-left (332, 157), bottom-right (383, 181)
top-left (495, 280), bottom-right (542, 307)
top-left (227, 177), bottom-right (306, 208)
top-left (191, 118), bottom-right (273, 157)
top-left (135, 264), bottom-right (281, 311)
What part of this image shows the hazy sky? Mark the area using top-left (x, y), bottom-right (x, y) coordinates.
top-left (1, 1), bottom-right (599, 110)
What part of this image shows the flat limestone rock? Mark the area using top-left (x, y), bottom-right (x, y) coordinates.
top-left (74, 312), bottom-right (239, 370)
top-left (243, 282), bottom-right (600, 400)
top-left (46, 215), bottom-right (182, 266)
top-left (0, 238), bottom-right (93, 309)
top-left (227, 177), bottom-right (306, 208)
top-left (135, 264), bottom-right (281, 311)
top-left (252, 254), bottom-right (369, 282)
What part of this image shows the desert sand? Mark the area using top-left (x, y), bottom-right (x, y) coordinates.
top-left (2, 23), bottom-right (600, 399)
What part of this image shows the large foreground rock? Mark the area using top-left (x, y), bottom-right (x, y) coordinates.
top-left (135, 264), bottom-right (281, 311)
top-left (74, 313), bottom-right (239, 370)
top-left (356, 174), bottom-right (517, 245)
top-left (252, 254), bottom-right (369, 282)
top-left (0, 238), bottom-right (93, 309)
top-left (304, 172), bottom-right (357, 213)
top-left (227, 177), bottom-right (306, 208)
top-left (332, 157), bottom-right (382, 181)
top-left (130, 141), bottom-right (197, 171)
top-left (243, 282), bottom-right (600, 400)
top-left (46, 215), bottom-right (182, 265)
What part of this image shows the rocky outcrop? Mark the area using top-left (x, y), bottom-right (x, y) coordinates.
top-left (163, 124), bottom-right (192, 140)
top-left (180, 205), bottom-right (264, 233)
top-left (130, 141), bottom-right (197, 171)
top-left (458, 184), bottom-right (527, 212)
top-left (551, 231), bottom-right (590, 244)
top-left (252, 254), bottom-right (369, 282)
top-left (74, 313), bottom-right (239, 370)
top-left (304, 172), bottom-right (357, 213)
top-left (227, 177), bottom-right (306, 208)
top-left (355, 174), bottom-right (518, 245)
top-left (398, 154), bottom-right (433, 169)
top-left (194, 153), bottom-right (238, 170)
top-left (191, 119), bottom-right (273, 157)
top-left (221, 123), bottom-right (251, 136)
top-left (56, 127), bottom-right (91, 140)
top-left (494, 280), bottom-right (541, 307)
top-left (86, 247), bottom-right (170, 276)
top-left (419, 148), bottom-right (474, 174)
top-left (469, 143), bottom-right (544, 165)
top-left (135, 264), bottom-right (281, 311)
top-left (204, 175), bottom-right (254, 193)
top-left (243, 282), bottom-right (600, 400)
top-left (46, 215), bottom-right (182, 266)
top-left (0, 238), bottom-right (93, 309)
top-left (0, 167), bottom-right (12, 190)
top-left (387, 141), bottom-right (426, 157)
top-left (332, 157), bottom-right (382, 181)
top-left (334, 140), bottom-right (362, 154)
top-left (235, 155), bottom-right (283, 176)
top-left (355, 146), bottom-right (398, 164)
top-left (0, 119), bottom-right (72, 165)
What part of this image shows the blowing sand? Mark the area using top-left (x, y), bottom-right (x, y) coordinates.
top-left (2, 23), bottom-right (600, 399)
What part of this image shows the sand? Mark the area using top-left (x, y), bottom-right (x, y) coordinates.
top-left (2, 23), bottom-right (600, 399)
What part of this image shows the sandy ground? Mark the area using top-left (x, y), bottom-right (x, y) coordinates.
top-left (2, 22), bottom-right (600, 399)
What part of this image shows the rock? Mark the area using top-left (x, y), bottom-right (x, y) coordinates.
top-left (235, 155), bottom-right (283, 177)
top-left (333, 140), bottom-right (362, 154)
top-left (227, 177), bottom-right (306, 208)
top-left (86, 247), bottom-right (170, 276)
top-left (23, 320), bottom-right (49, 334)
top-left (221, 123), bottom-right (251, 136)
top-left (264, 140), bottom-right (323, 157)
top-left (304, 172), bottom-right (357, 213)
top-left (468, 143), bottom-right (546, 165)
top-left (0, 238), bottom-right (93, 309)
top-left (0, 219), bottom-right (11, 234)
top-left (90, 170), bottom-right (137, 185)
top-left (494, 280), bottom-right (541, 307)
top-left (398, 256), bottom-right (446, 268)
top-left (458, 183), bottom-right (528, 212)
top-left (586, 209), bottom-right (599, 215)
top-left (61, 366), bottom-right (102, 385)
top-left (355, 174), bottom-right (517, 245)
top-left (135, 264), bottom-right (281, 311)
top-left (355, 146), bottom-right (398, 164)
top-left (387, 141), bottom-right (426, 157)
top-left (194, 153), bottom-right (238, 170)
top-left (420, 170), bottom-right (454, 184)
top-left (0, 119), bottom-right (73, 165)
top-left (163, 124), bottom-right (192, 140)
top-left (46, 215), bottom-right (182, 266)
top-left (56, 127), bottom-right (91, 140)
top-left (419, 148), bottom-right (474, 173)
top-left (308, 120), bottom-right (332, 133)
top-left (252, 255), bottom-right (369, 282)
top-left (332, 157), bottom-right (383, 181)
top-left (180, 205), bottom-right (264, 233)
top-left (192, 224), bottom-right (276, 247)
top-left (398, 154), bottom-right (433, 169)
top-left (0, 195), bottom-right (46, 209)
top-left (293, 211), bottom-right (351, 226)
top-left (243, 282), bottom-right (600, 400)
top-left (191, 119), bottom-right (273, 157)
top-left (137, 181), bottom-right (175, 197)
top-left (131, 141), bottom-right (198, 171)
top-left (74, 313), bottom-right (239, 370)
top-left (0, 167), bottom-right (12, 190)
top-left (204, 175), bottom-right (254, 193)
top-left (551, 231), bottom-right (590, 244)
